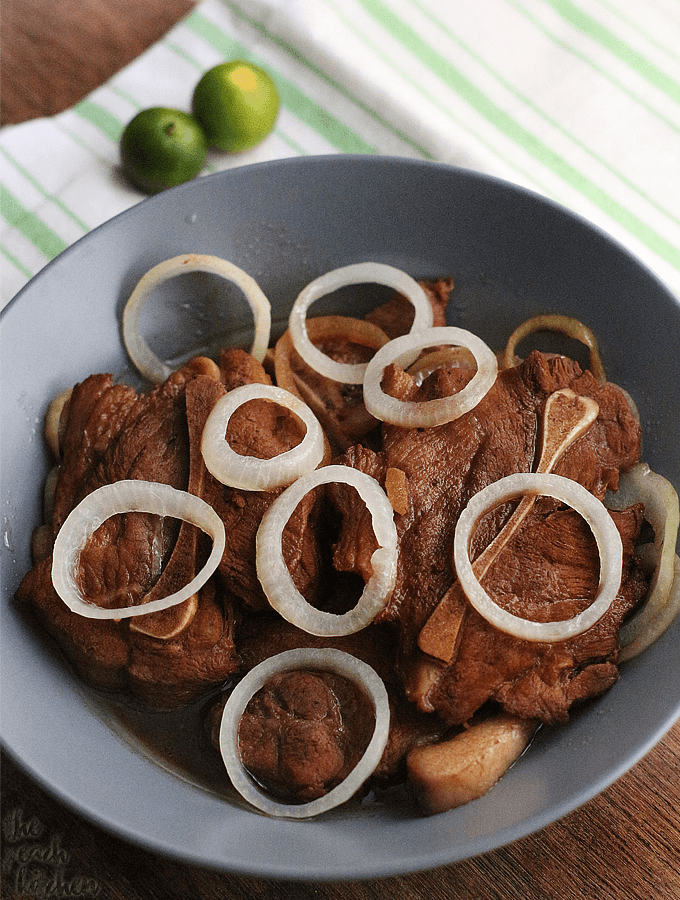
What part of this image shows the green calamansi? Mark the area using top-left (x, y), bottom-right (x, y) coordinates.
top-left (119, 62), bottom-right (280, 193)
top-left (120, 107), bottom-right (208, 194)
top-left (192, 60), bottom-right (280, 152)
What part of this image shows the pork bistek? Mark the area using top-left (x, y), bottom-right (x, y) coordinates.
top-left (328, 350), bottom-right (647, 725)
top-left (16, 351), bottom-right (321, 708)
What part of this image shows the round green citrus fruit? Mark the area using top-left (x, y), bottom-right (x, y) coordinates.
top-left (192, 60), bottom-right (280, 152)
top-left (120, 107), bottom-right (208, 194)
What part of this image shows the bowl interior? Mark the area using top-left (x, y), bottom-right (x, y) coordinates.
top-left (2, 156), bottom-right (679, 880)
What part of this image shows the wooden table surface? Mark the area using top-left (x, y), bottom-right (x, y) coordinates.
top-left (2, 2), bottom-right (679, 898)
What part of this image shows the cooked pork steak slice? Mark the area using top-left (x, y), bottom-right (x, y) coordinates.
top-left (18, 352), bottom-right (314, 707)
top-left (211, 614), bottom-right (448, 786)
top-left (365, 277), bottom-right (453, 338)
top-left (329, 351), bottom-right (645, 724)
top-left (429, 501), bottom-right (648, 724)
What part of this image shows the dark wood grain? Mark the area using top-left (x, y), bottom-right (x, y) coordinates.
top-left (1, 0), bottom-right (196, 125)
top-left (3, 724), bottom-right (680, 899)
top-left (1, 2), bottom-right (679, 898)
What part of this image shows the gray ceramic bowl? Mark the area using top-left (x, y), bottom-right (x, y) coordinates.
top-left (2, 156), bottom-right (679, 880)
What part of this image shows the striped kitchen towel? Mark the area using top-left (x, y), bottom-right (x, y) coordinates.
top-left (2, 0), bottom-right (680, 308)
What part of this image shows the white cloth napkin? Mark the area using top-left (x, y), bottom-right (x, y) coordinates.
top-left (3, 0), bottom-right (680, 309)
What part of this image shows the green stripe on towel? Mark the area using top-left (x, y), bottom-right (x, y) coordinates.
top-left (0, 186), bottom-right (68, 260)
top-left (185, 9), bottom-right (379, 154)
top-left (356, 0), bottom-right (680, 274)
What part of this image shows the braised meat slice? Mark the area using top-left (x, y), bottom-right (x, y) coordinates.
top-left (429, 501), bottom-right (648, 724)
top-left (49, 368), bottom-right (192, 611)
top-left (211, 614), bottom-right (448, 788)
top-left (16, 361), bottom-right (241, 707)
top-left (232, 669), bottom-right (450, 801)
top-left (365, 277), bottom-right (454, 338)
top-left (333, 352), bottom-right (641, 633)
top-left (236, 669), bottom-right (375, 803)
top-left (237, 614), bottom-right (399, 684)
top-left (17, 554), bottom-right (131, 693)
top-left (329, 351), bottom-right (645, 724)
top-left (52, 370), bottom-right (189, 535)
top-left (186, 367), bottom-right (323, 612)
top-left (127, 580), bottom-right (239, 709)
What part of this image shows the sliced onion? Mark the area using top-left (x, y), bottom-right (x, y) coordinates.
top-left (363, 326), bottom-right (498, 428)
top-left (288, 263), bottom-right (434, 385)
top-left (627, 554), bottom-right (680, 658)
top-left (256, 465), bottom-right (398, 636)
top-left (44, 386), bottom-right (72, 460)
top-left (123, 254), bottom-right (271, 384)
top-left (275, 315), bottom-right (390, 399)
top-left (52, 480), bottom-right (225, 619)
top-left (406, 346), bottom-right (476, 383)
top-left (619, 554), bottom-right (680, 662)
top-left (605, 463), bottom-right (680, 661)
top-left (453, 473), bottom-right (623, 642)
top-left (501, 314), bottom-right (606, 383)
top-left (275, 316), bottom-right (389, 452)
top-left (201, 384), bottom-right (325, 491)
top-left (219, 648), bottom-right (390, 818)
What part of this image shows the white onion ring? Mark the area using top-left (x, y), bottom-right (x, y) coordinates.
top-left (620, 554), bottom-right (680, 662)
top-left (256, 465), bottom-right (398, 636)
top-left (406, 346), bottom-right (476, 383)
top-left (453, 473), bottom-right (623, 642)
top-left (123, 254), bottom-right (271, 383)
top-left (288, 263), bottom-right (433, 385)
top-left (219, 648), bottom-right (390, 818)
top-left (201, 384), bottom-right (325, 491)
top-left (44, 386), bottom-right (72, 460)
top-left (605, 463), bottom-right (680, 660)
top-left (52, 480), bottom-right (225, 619)
top-left (501, 314), bottom-right (606, 383)
top-left (363, 326), bottom-right (498, 427)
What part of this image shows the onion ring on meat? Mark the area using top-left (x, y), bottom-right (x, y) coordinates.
top-left (123, 254), bottom-right (271, 383)
top-left (605, 463), bottom-right (680, 661)
top-left (288, 263), bottom-right (433, 385)
top-left (274, 315), bottom-right (390, 452)
top-left (44, 387), bottom-right (72, 460)
top-left (453, 473), bottom-right (623, 642)
top-left (256, 465), bottom-right (398, 636)
top-left (219, 648), bottom-right (390, 818)
top-left (363, 327), bottom-right (498, 428)
top-left (52, 480), bottom-right (225, 619)
top-left (501, 314), bottom-right (606, 383)
top-left (406, 346), bottom-right (476, 383)
top-left (620, 555), bottom-right (680, 662)
top-left (275, 315), bottom-right (391, 399)
top-left (201, 384), bottom-right (326, 491)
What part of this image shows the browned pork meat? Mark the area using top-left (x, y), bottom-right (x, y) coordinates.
top-left (365, 277), bottom-right (453, 338)
top-left (428, 501), bottom-right (648, 724)
top-left (209, 615), bottom-right (449, 788)
top-left (16, 352), bottom-right (322, 707)
top-left (183, 366), bottom-right (323, 612)
top-left (273, 277), bottom-right (455, 455)
top-left (235, 669), bottom-right (376, 802)
top-left (236, 614), bottom-right (399, 682)
top-left (16, 361), bottom-right (239, 706)
top-left (328, 350), bottom-right (646, 725)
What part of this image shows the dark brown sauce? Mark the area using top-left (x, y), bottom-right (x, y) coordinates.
top-left (84, 672), bottom-right (418, 818)
top-left (91, 685), bottom-right (239, 801)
